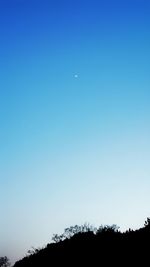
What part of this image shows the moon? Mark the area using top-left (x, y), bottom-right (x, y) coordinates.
top-left (74, 74), bottom-right (78, 78)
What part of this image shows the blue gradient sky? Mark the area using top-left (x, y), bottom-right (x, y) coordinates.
top-left (0, 0), bottom-right (150, 263)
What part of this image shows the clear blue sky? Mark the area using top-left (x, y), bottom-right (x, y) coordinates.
top-left (0, 0), bottom-right (150, 263)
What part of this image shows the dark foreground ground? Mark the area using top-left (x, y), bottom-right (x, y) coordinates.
top-left (13, 219), bottom-right (150, 266)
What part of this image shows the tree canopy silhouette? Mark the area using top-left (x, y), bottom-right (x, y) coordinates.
top-left (0, 257), bottom-right (10, 267)
top-left (13, 218), bottom-right (150, 266)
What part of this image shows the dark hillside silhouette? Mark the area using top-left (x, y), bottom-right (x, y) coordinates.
top-left (13, 218), bottom-right (150, 266)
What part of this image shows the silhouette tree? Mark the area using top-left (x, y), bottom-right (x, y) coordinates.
top-left (0, 257), bottom-right (10, 267)
top-left (27, 247), bottom-right (41, 256)
top-left (144, 217), bottom-right (150, 227)
top-left (52, 233), bottom-right (64, 243)
top-left (52, 223), bottom-right (96, 243)
top-left (13, 218), bottom-right (150, 267)
top-left (96, 224), bottom-right (119, 234)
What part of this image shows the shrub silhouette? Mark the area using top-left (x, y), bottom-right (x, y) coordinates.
top-left (13, 218), bottom-right (150, 266)
top-left (52, 223), bottom-right (95, 243)
top-left (144, 217), bottom-right (150, 227)
top-left (0, 257), bottom-right (10, 267)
